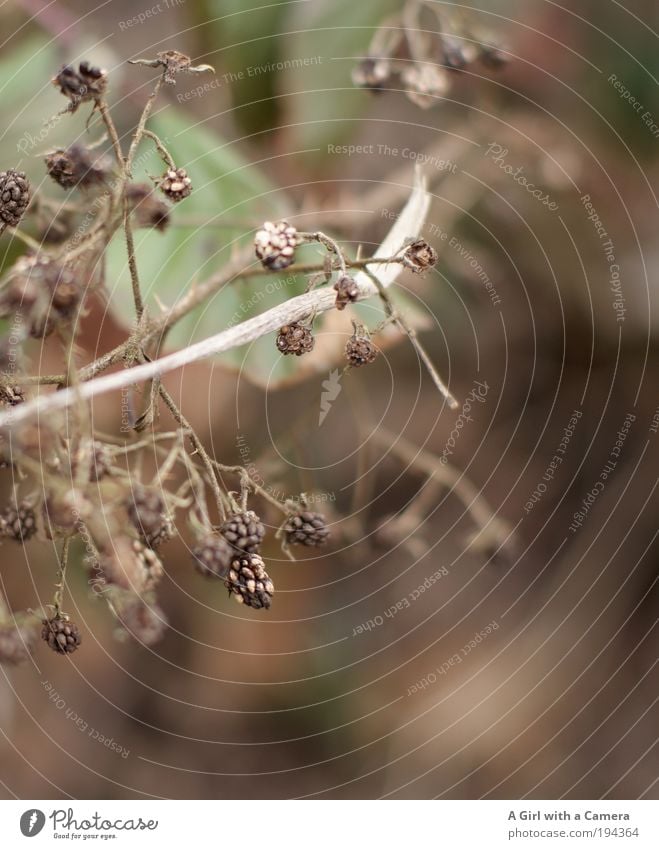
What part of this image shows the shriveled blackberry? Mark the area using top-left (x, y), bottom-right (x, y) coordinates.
top-left (345, 333), bottom-right (378, 368)
top-left (402, 238), bottom-right (438, 273)
top-left (132, 540), bottom-right (163, 589)
top-left (0, 501), bottom-right (37, 542)
top-left (114, 593), bottom-right (167, 645)
top-left (159, 167), bottom-right (192, 202)
top-left (0, 385), bottom-right (24, 406)
top-left (333, 274), bottom-right (359, 311)
top-left (225, 553), bottom-right (274, 609)
top-left (126, 487), bottom-right (173, 549)
top-left (284, 511), bottom-right (330, 547)
top-left (0, 256), bottom-right (82, 338)
top-left (41, 616), bottom-right (81, 654)
top-left (0, 170), bottom-right (30, 227)
top-left (191, 533), bottom-right (233, 578)
top-left (52, 61), bottom-right (107, 111)
top-left (0, 615), bottom-right (39, 665)
top-left (276, 322), bottom-right (314, 356)
top-left (254, 220), bottom-right (300, 270)
top-left (45, 144), bottom-right (110, 190)
top-left (352, 56), bottom-right (392, 91)
top-left (126, 183), bottom-right (170, 231)
top-left (220, 510), bottom-right (265, 554)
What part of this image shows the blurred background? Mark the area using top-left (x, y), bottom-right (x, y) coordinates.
top-left (0, 0), bottom-right (657, 799)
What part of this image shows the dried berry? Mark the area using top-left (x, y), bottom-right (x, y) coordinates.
top-left (346, 332), bottom-right (378, 368)
top-left (402, 238), bottom-right (438, 273)
top-left (401, 64), bottom-right (449, 109)
top-left (0, 614), bottom-right (40, 665)
top-left (0, 170), bottom-right (30, 227)
top-left (159, 167), bottom-right (192, 202)
top-left (0, 385), bottom-right (24, 406)
top-left (225, 553), bottom-right (274, 609)
top-left (255, 220), bottom-right (300, 270)
top-left (191, 533), bottom-right (233, 578)
top-left (42, 616), bottom-right (81, 655)
top-left (284, 511), bottom-right (330, 547)
top-left (52, 61), bottom-right (107, 111)
top-left (352, 56), bottom-right (392, 91)
top-left (333, 274), bottom-right (360, 311)
top-left (276, 322), bottom-right (314, 356)
top-left (126, 487), bottom-right (173, 549)
top-left (113, 593), bottom-right (167, 645)
top-left (131, 540), bottom-right (164, 590)
top-left (220, 510), bottom-right (265, 554)
top-left (0, 256), bottom-right (83, 338)
top-left (126, 183), bottom-right (170, 231)
top-left (45, 144), bottom-right (111, 190)
top-left (0, 500), bottom-right (37, 542)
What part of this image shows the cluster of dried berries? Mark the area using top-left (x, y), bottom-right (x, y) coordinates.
top-left (352, 12), bottom-right (509, 109)
top-left (0, 255), bottom-right (83, 338)
top-left (45, 144), bottom-right (111, 190)
top-left (255, 220), bottom-right (301, 270)
top-left (225, 553), bottom-right (274, 610)
top-left (276, 321), bottom-right (315, 356)
top-left (346, 327), bottom-right (378, 368)
top-left (159, 167), bottom-right (192, 202)
top-left (126, 486), bottom-right (174, 549)
top-left (0, 169), bottom-right (30, 227)
top-left (284, 511), bottom-right (330, 547)
top-left (42, 616), bottom-right (81, 655)
top-left (192, 533), bottom-right (233, 579)
top-left (0, 500), bottom-right (37, 542)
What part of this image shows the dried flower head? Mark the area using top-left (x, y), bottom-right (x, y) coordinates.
top-left (42, 615), bottom-right (81, 655)
top-left (402, 238), bottom-right (438, 273)
top-left (45, 144), bottom-right (111, 190)
top-left (333, 274), bottom-right (360, 311)
top-left (52, 61), bottom-right (107, 111)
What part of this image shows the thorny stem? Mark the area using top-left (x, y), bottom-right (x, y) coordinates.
top-left (95, 99), bottom-right (124, 167)
top-left (156, 382), bottom-right (228, 521)
top-left (126, 74), bottom-right (165, 175)
top-left (366, 268), bottom-right (459, 409)
top-left (299, 231), bottom-right (349, 276)
top-left (142, 129), bottom-right (176, 170)
top-left (53, 537), bottom-right (70, 615)
top-left (123, 198), bottom-right (145, 320)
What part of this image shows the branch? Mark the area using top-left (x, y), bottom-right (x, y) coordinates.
top-left (2, 174), bottom-right (441, 429)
